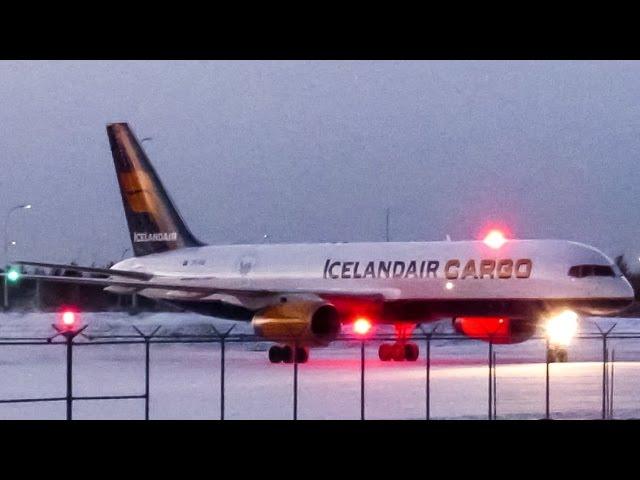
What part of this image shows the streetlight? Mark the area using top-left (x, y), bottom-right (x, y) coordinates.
top-left (4, 204), bottom-right (32, 264)
top-left (4, 203), bottom-right (32, 309)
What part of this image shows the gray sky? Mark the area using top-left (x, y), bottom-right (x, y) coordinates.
top-left (0, 60), bottom-right (639, 267)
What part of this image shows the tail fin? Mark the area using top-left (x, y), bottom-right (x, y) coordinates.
top-left (106, 123), bottom-right (205, 256)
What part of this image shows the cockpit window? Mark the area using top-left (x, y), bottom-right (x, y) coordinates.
top-left (568, 265), bottom-right (616, 278)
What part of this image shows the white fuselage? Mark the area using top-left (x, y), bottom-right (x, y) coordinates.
top-left (112, 239), bottom-right (634, 317)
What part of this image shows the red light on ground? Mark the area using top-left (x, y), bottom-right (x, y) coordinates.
top-left (59, 308), bottom-right (80, 331)
top-left (353, 318), bottom-right (372, 335)
top-left (483, 229), bottom-right (507, 249)
top-left (62, 311), bottom-right (76, 326)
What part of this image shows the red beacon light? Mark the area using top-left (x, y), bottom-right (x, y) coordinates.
top-left (58, 308), bottom-right (80, 332)
top-left (483, 229), bottom-right (507, 249)
top-left (353, 317), bottom-right (372, 336)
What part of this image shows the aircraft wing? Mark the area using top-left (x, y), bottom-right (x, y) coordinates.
top-left (6, 272), bottom-right (395, 301)
top-left (14, 260), bottom-right (153, 280)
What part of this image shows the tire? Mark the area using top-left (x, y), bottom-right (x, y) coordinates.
top-left (295, 347), bottom-right (309, 363)
top-left (405, 343), bottom-right (419, 361)
top-left (392, 343), bottom-right (406, 361)
top-left (282, 345), bottom-right (294, 363)
top-left (269, 346), bottom-right (282, 363)
top-left (379, 343), bottom-right (392, 361)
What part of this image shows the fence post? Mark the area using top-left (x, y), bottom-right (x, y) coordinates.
top-left (604, 345), bottom-right (609, 418)
top-left (419, 324), bottom-right (439, 421)
top-left (49, 324), bottom-right (88, 421)
top-left (493, 351), bottom-right (497, 420)
top-left (293, 340), bottom-right (299, 420)
top-left (211, 325), bottom-right (235, 420)
top-left (65, 333), bottom-right (73, 420)
top-left (609, 349), bottom-right (615, 419)
top-left (144, 338), bottom-right (150, 419)
top-left (488, 338), bottom-right (493, 420)
top-left (360, 340), bottom-right (365, 420)
top-left (602, 335), bottom-right (607, 420)
top-left (426, 334), bottom-right (431, 420)
top-left (133, 325), bottom-right (161, 421)
top-left (595, 322), bottom-right (616, 420)
top-left (545, 337), bottom-right (550, 420)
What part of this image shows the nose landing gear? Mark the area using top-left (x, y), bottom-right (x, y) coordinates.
top-left (268, 345), bottom-right (309, 364)
top-left (547, 345), bottom-right (569, 363)
top-left (378, 323), bottom-right (419, 361)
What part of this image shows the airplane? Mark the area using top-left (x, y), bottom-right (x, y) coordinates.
top-left (11, 123), bottom-right (635, 364)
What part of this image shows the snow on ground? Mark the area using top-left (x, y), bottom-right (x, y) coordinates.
top-left (0, 311), bottom-right (639, 419)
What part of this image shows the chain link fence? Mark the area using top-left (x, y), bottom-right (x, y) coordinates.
top-left (0, 322), bottom-right (636, 419)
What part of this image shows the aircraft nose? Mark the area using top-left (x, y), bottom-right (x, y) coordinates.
top-left (619, 275), bottom-right (636, 306)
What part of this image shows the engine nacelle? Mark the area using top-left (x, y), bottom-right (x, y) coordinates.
top-left (252, 300), bottom-right (341, 346)
top-left (452, 316), bottom-right (537, 344)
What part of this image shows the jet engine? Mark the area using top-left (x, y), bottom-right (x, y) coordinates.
top-left (252, 300), bottom-right (341, 346)
top-left (452, 316), bottom-right (537, 344)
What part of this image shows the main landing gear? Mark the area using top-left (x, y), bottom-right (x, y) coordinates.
top-left (269, 345), bottom-right (309, 364)
top-left (378, 342), bottom-right (419, 361)
top-left (378, 323), bottom-right (419, 362)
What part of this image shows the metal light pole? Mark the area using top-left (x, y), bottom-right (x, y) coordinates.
top-left (3, 204), bottom-right (32, 309)
top-left (385, 208), bottom-right (390, 242)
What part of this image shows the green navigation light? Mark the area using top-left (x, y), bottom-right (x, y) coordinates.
top-left (6, 268), bottom-right (20, 283)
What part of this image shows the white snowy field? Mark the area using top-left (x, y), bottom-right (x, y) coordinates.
top-left (0, 311), bottom-right (639, 420)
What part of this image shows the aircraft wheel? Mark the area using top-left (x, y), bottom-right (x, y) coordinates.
top-left (282, 345), bottom-right (294, 363)
top-left (269, 346), bottom-right (282, 363)
top-left (379, 343), bottom-right (392, 361)
top-left (295, 347), bottom-right (309, 363)
top-left (405, 342), bottom-right (419, 361)
top-left (392, 343), bottom-right (406, 361)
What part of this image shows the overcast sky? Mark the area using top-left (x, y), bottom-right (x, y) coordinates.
top-left (0, 60), bottom-right (638, 266)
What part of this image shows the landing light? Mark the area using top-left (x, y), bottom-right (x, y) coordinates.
top-left (353, 318), bottom-right (372, 336)
top-left (545, 310), bottom-right (578, 346)
top-left (484, 230), bottom-right (507, 249)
